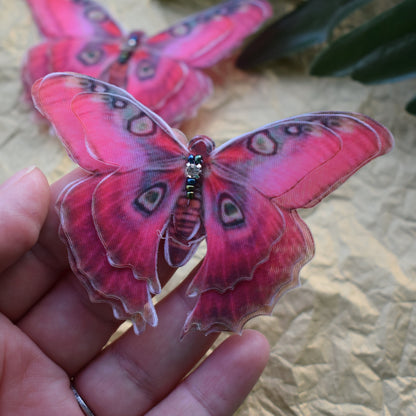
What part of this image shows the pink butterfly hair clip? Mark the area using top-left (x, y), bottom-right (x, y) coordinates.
top-left (22, 0), bottom-right (272, 126)
top-left (32, 72), bottom-right (394, 336)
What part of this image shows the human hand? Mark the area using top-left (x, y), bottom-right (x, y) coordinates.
top-left (0, 167), bottom-right (269, 416)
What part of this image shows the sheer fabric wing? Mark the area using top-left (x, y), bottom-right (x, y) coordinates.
top-left (66, 90), bottom-right (186, 170)
top-left (32, 73), bottom-right (137, 172)
top-left (23, 0), bottom-right (123, 104)
top-left (275, 113), bottom-right (394, 209)
top-left (23, 39), bottom-right (121, 97)
top-left (62, 89), bottom-right (186, 292)
top-left (92, 169), bottom-right (184, 294)
top-left (34, 72), bottom-right (187, 297)
top-left (186, 170), bottom-right (286, 296)
top-left (25, 0), bottom-right (123, 38)
top-left (184, 210), bottom-right (314, 335)
top-left (213, 113), bottom-right (394, 208)
top-left (58, 175), bottom-right (157, 333)
top-left (147, 0), bottom-right (272, 67)
top-left (125, 49), bottom-right (212, 127)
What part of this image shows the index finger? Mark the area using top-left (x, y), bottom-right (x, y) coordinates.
top-left (0, 168), bottom-right (85, 320)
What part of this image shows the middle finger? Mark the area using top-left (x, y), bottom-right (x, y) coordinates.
top-left (73, 280), bottom-right (218, 416)
top-left (17, 244), bottom-right (176, 374)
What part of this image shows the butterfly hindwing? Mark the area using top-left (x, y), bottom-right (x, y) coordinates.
top-left (124, 49), bottom-right (212, 126)
top-left (186, 169), bottom-right (286, 296)
top-left (184, 210), bottom-right (314, 334)
top-left (58, 175), bottom-right (157, 333)
top-left (92, 169), bottom-right (184, 294)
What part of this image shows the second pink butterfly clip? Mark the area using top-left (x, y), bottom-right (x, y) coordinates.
top-left (23, 0), bottom-right (272, 126)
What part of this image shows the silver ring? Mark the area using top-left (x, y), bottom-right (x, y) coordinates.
top-left (70, 382), bottom-right (95, 416)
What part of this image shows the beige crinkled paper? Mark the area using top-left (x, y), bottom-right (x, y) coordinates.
top-left (1, 0), bottom-right (415, 414)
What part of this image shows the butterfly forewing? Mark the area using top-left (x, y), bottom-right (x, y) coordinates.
top-left (25, 0), bottom-right (123, 38)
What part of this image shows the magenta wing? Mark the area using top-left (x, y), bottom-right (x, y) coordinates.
top-left (147, 0), bottom-right (272, 67)
top-left (183, 112), bottom-right (394, 334)
top-left (32, 73), bottom-right (137, 172)
top-left (58, 175), bottom-right (156, 333)
top-left (65, 91), bottom-right (185, 292)
top-left (123, 0), bottom-right (271, 126)
top-left (213, 112), bottom-right (394, 206)
top-left (32, 73), bottom-right (394, 336)
top-left (124, 48), bottom-right (212, 126)
top-left (184, 211), bottom-right (314, 335)
top-left (23, 39), bottom-right (121, 100)
top-left (186, 169), bottom-right (286, 296)
top-left (33, 73), bottom-right (188, 325)
top-left (25, 0), bottom-right (123, 38)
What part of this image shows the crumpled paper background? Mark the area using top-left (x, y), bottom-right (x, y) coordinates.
top-left (1, 0), bottom-right (415, 414)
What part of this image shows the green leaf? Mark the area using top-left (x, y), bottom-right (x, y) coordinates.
top-left (310, 0), bottom-right (416, 77)
top-left (237, 0), bottom-right (372, 69)
top-left (352, 33), bottom-right (416, 84)
top-left (406, 95), bottom-right (416, 116)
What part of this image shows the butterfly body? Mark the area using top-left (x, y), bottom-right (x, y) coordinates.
top-left (23, 0), bottom-right (272, 125)
top-left (32, 73), bottom-right (394, 336)
top-left (117, 31), bottom-right (144, 65)
top-left (103, 31), bottom-right (145, 87)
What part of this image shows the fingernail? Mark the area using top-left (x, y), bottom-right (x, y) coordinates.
top-left (1, 166), bottom-right (38, 189)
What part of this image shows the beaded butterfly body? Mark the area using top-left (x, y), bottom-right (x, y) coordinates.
top-left (32, 73), bottom-right (394, 335)
top-left (22, 0), bottom-right (272, 126)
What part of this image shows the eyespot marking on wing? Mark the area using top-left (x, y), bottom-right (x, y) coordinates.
top-left (170, 22), bottom-right (192, 37)
top-left (77, 44), bottom-right (104, 65)
top-left (79, 78), bottom-right (110, 93)
top-left (322, 117), bottom-right (342, 129)
top-left (247, 131), bottom-right (278, 156)
top-left (112, 97), bottom-right (128, 108)
top-left (127, 113), bottom-right (157, 136)
top-left (133, 183), bottom-right (167, 215)
top-left (99, 95), bottom-right (128, 110)
top-left (85, 5), bottom-right (108, 22)
top-left (218, 193), bottom-right (245, 228)
top-left (136, 60), bottom-right (156, 80)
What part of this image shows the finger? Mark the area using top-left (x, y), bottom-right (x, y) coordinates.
top-left (147, 330), bottom-right (270, 416)
top-left (17, 244), bottom-right (176, 374)
top-left (0, 313), bottom-right (76, 415)
top-left (72, 281), bottom-right (219, 416)
top-left (0, 167), bottom-right (49, 273)
top-left (18, 272), bottom-right (121, 372)
top-left (0, 170), bottom-right (83, 320)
